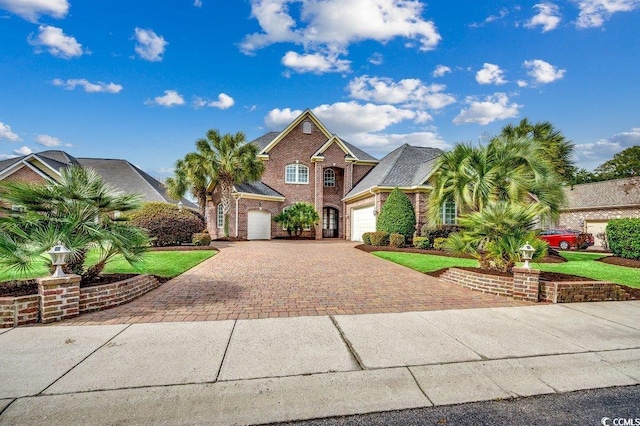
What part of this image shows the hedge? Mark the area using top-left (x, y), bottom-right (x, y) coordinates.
top-left (362, 232), bottom-right (373, 245)
top-left (413, 236), bottom-right (429, 249)
top-left (389, 233), bottom-right (405, 248)
top-left (607, 218), bottom-right (640, 259)
top-left (377, 188), bottom-right (416, 240)
top-left (370, 231), bottom-right (390, 246)
top-left (433, 237), bottom-right (448, 251)
top-left (129, 202), bottom-right (204, 247)
top-left (192, 232), bottom-right (212, 246)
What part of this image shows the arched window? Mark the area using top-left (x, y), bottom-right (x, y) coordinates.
top-left (302, 120), bottom-right (312, 134)
top-left (217, 204), bottom-right (224, 229)
top-left (324, 168), bottom-right (335, 187)
top-left (285, 164), bottom-right (309, 184)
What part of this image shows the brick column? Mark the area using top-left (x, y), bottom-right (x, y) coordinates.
top-left (512, 267), bottom-right (541, 302)
top-left (37, 274), bottom-right (81, 323)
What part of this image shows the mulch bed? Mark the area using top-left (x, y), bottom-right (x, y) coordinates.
top-left (150, 245), bottom-right (218, 251)
top-left (0, 273), bottom-right (170, 298)
top-left (598, 256), bottom-right (640, 269)
top-left (426, 267), bottom-right (595, 282)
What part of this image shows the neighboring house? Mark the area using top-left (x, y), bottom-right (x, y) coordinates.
top-left (558, 177), bottom-right (640, 247)
top-left (206, 109), bottom-right (445, 241)
top-left (0, 150), bottom-right (196, 209)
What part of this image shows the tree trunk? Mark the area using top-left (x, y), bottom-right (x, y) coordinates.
top-left (220, 178), bottom-right (232, 237)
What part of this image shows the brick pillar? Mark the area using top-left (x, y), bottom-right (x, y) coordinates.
top-left (512, 267), bottom-right (541, 302)
top-left (37, 274), bottom-right (81, 323)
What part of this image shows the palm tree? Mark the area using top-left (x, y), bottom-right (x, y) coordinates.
top-left (166, 130), bottom-right (264, 234)
top-left (0, 166), bottom-right (149, 281)
top-left (498, 118), bottom-right (576, 182)
top-left (428, 136), bottom-right (565, 225)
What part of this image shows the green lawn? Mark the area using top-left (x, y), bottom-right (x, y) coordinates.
top-left (373, 251), bottom-right (640, 288)
top-left (0, 250), bottom-right (216, 282)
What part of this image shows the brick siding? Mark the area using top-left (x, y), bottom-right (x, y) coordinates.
top-left (559, 207), bottom-right (640, 231)
top-left (38, 275), bottom-right (80, 324)
top-left (540, 281), bottom-right (640, 303)
top-left (440, 268), bottom-right (514, 297)
top-left (0, 294), bottom-right (39, 328)
top-left (79, 274), bottom-right (161, 313)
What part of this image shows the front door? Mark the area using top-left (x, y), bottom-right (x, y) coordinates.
top-left (322, 207), bottom-right (339, 238)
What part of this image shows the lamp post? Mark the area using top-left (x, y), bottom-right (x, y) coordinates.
top-left (177, 201), bottom-right (183, 212)
top-left (519, 241), bottom-right (535, 269)
top-left (47, 242), bottom-right (71, 278)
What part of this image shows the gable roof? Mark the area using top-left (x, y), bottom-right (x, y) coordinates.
top-left (233, 181), bottom-right (284, 200)
top-left (563, 177), bottom-right (640, 210)
top-left (0, 150), bottom-right (196, 209)
top-left (344, 144), bottom-right (443, 200)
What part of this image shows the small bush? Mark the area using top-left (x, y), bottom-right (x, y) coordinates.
top-left (607, 218), bottom-right (640, 259)
top-left (377, 188), bottom-right (416, 240)
top-left (433, 237), bottom-right (448, 251)
top-left (192, 232), bottom-right (212, 246)
top-left (421, 224), bottom-right (462, 242)
top-left (389, 233), bottom-right (405, 248)
top-left (370, 231), bottom-right (390, 246)
top-left (362, 232), bottom-right (372, 245)
top-left (413, 236), bottom-right (430, 249)
top-left (129, 202), bottom-right (203, 247)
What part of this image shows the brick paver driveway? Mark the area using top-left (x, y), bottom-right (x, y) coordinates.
top-left (65, 241), bottom-right (531, 325)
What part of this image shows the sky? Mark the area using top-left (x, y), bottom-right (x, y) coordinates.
top-left (0, 0), bottom-right (639, 180)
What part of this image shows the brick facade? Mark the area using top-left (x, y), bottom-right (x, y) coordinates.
top-left (559, 207), bottom-right (640, 231)
top-left (0, 294), bottom-right (39, 328)
top-left (2, 165), bottom-right (47, 185)
top-left (37, 275), bottom-right (81, 324)
top-left (79, 274), bottom-right (161, 313)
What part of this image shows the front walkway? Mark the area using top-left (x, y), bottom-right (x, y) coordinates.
top-left (63, 241), bottom-right (531, 325)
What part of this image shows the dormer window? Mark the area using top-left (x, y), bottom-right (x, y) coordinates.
top-left (285, 164), bottom-right (309, 184)
top-left (324, 168), bottom-right (335, 187)
top-left (302, 121), bottom-right (312, 134)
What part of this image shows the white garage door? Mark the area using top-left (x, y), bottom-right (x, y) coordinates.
top-left (247, 211), bottom-right (271, 240)
top-left (586, 220), bottom-right (609, 247)
top-left (351, 205), bottom-right (376, 242)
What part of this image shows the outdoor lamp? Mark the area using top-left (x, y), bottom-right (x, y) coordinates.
top-left (519, 242), bottom-right (535, 269)
top-left (177, 201), bottom-right (183, 212)
top-left (48, 242), bottom-right (71, 278)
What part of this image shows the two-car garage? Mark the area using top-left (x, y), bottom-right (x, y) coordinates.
top-left (350, 205), bottom-right (376, 242)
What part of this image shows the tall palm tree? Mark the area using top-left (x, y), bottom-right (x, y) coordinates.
top-left (166, 130), bottom-right (264, 233)
top-left (498, 118), bottom-right (576, 182)
top-left (428, 136), bottom-right (565, 225)
top-left (0, 166), bottom-right (149, 280)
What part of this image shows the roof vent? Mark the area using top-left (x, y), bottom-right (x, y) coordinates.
top-left (302, 121), bottom-right (312, 134)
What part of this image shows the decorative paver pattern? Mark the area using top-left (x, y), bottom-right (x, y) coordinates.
top-left (62, 241), bottom-right (531, 325)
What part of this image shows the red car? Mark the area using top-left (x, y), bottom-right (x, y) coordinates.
top-left (538, 229), bottom-right (595, 250)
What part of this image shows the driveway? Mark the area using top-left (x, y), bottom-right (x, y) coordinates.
top-left (63, 241), bottom-right (531, 325)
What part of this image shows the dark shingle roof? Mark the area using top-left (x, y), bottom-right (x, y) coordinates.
top-left (341, 140), bottom-right (378, 162)
top-left (563, 177), bottom-right (640, 210)
top-left (0, 157), bottom-right (20, 170)
top-left (38, 150), bottom-right (79, 166)
top-left (234, 181), bottom-right (284, 198)
top-left (345, 144), bottom-right (443, 198)
top-left (250, 132), bottom-right (280, 151)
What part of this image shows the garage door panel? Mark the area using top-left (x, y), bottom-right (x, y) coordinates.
top-left (586, 220), bottom-right (608, 248)
top-left (248, 211), bottom-right (271, 240)
top-left (351, 205), bottom-right (376, 242)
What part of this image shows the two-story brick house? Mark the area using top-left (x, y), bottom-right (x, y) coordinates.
top-left (206, 109), bottom-right (447, 241)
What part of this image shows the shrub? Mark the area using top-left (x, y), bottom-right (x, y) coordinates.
top-left (421, 224), bottom-right (462, 243)
top-left (433, 237), bottom-right (448, 251)
top-left (607, 218), bottom-right (640, 259)
top-left (370, 231), bottom-right (390, 246)
top-left (273, 202), bottom-right (320, 236)
top-left (377, 188), bottom-right (416, 240)
top-left (362, 232), bottom-right (372, 245)
top-left (129, 202), bottom-right (203, 247)
top-left (413, 236), bottom-right (430, 249)
top-left (389, 233), bottom-right (405, 248)
top-left (192, 232), bottom-right (211, 246)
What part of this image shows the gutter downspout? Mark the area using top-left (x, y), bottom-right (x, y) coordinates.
top-left (235, 195), bottom-right (240, 238)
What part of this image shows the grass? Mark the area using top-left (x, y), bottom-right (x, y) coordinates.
top-left (373, 250), bottom-right (640, 288)
top-left (0, 250), bottom-right (216, 282)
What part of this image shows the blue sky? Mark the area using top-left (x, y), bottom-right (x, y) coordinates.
top-left (1, 0), bottom-right (639, 180)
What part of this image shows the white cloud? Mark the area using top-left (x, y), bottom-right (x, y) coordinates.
top-left (52, 78), bottom-right (122, 93)
top-left (348, 131), bottom-right (451, 152)
top-left (0, 0), bottom-right (68, 22)
top-left (470, 8), bottom-right (509, 27)
top-left (281, 50), bottom-right (351, 73)
top-left (476, 63), bottom-right (507, 85)
top-left (0, 121), bottom-right (20, 141)
top-left (517, 80), bottom-right (528, 87)
top-left (0, 153), bottom-right (19, 160)
top-left (146, 90), bottom-right (185, 107)
top-left (347, 75), bottom-right (455, 110)
top-left (193, 0), bottom-right (202, 7)
top-left (29, 25), bottom-right (84, 58)
top-left (574, 0), bottom-right (640, 28)
top-left (368, 53), bottom-right (383, 65)
top-left (134, 28), bottom-right (167, 62)
top-left (240, 0), bottom-right (441, 73)
top-left (193, 93), bottom-right (235, 109)
top-left (36, 134), bottom-right (70, 147)
top-left (453, 93), bottom-right (521, 125)
top-left (14, 146), bottom-right (32, 156)
top-left (525, 3), bottom-right (562, 32)
top-left (432, 65), bottom-right (451, 78)
top-left (523, 59), bottom-right (565, 84)
top-left (574, 127), bottom-right (640, 169)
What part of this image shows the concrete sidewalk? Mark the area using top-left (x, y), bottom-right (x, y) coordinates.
top-left (1, 301), bottom-right (639, 425)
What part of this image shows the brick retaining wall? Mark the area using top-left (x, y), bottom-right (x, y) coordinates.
top-left (0, 294), bottom-right (39, 328)
top-left (440, 268), bottom-right (513, 297)
top-left (540, 281), bottom-right (640, 303)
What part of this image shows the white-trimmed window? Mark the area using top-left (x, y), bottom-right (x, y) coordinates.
top-left (217, 204), bottom-right (224, 229)
top-left (324, 168), bottom-right (335, 187)
top-left (440, 201), bottom-right (457, 225)
top-left (285, 164), bottom-right (309, 184)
